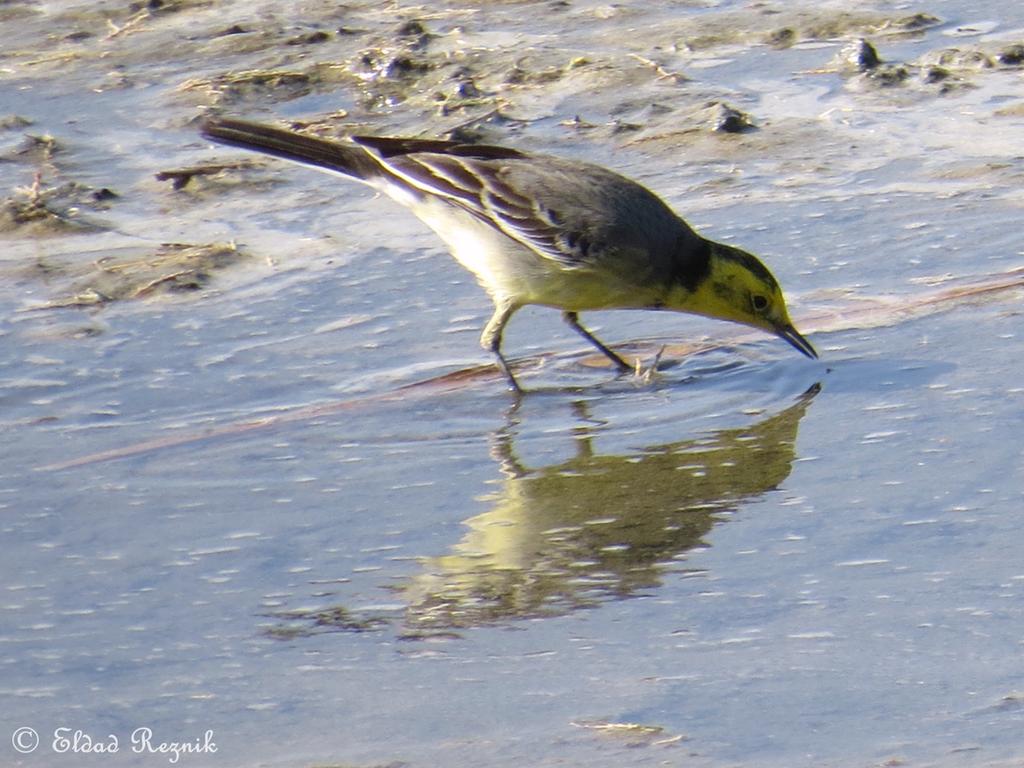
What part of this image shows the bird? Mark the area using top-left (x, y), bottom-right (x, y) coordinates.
top-left (199, 117), bottom-right (817, 392)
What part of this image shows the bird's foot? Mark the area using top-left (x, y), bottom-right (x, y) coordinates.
top-left (635, 346), bottom-right (667, 385)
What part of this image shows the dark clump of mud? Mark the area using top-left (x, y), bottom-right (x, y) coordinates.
top-left (178, 68), bottom-right (321, 107)
top-left (832, 38), bottom-right (883, 73)
top-left (154, 160), bottom-right (262, 191)
top-left (833, 36), bottom-right (1024, 93)
top-left (22, 242), bottom-right (248, 309)
top-left (0, 178), bottom-right (116, 236)
top-left (0, 124), bottom-right (117, 235)
top-left (676, 9), bottom-right (941, 51)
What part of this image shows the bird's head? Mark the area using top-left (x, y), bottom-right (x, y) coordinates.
top-left (675, 241), bottom-right (817, 359)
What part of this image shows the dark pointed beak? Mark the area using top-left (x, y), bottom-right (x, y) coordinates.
top-left (775, 323), bottom-right (818, 359)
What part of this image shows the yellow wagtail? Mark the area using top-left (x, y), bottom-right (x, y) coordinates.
top-left (200, 118), bottom-right (817, 392)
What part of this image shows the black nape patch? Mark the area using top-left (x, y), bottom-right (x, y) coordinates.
top-left (673, 237), bottom-right (712, 292)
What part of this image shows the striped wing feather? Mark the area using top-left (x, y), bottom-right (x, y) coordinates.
top-left (354, 138), bottom-right (591, 268)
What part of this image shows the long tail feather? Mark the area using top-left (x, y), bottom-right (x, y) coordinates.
top-left (200, 118), bottom-right (381, 180)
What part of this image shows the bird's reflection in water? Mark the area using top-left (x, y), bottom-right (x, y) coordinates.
top-left (400, 384), bottom-right (819, 630)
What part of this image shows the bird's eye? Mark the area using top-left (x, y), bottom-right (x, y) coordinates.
top-left (751, 294), bottom-right (770, 312)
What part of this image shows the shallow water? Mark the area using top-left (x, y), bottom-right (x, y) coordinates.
top-left (2, 1), bottom-right (1024, 766)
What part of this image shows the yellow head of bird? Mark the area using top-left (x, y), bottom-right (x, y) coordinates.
top-left (676, 241), bottom-right (817, 358)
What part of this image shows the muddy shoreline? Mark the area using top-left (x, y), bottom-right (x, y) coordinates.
top-left (3, 1), bottom-right (1023, 307)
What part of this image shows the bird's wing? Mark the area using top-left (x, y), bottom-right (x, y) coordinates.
top-left (355, 138), bottom-right (595, 268)
top-left (201, 121), bottom-right (633, 270)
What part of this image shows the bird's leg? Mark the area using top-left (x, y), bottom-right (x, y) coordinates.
top-left (481, 301), bottom-right (523, 394)
top-left (562, 312), bottom-right (632, 373)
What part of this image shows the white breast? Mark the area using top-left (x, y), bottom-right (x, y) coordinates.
top-left (376, 182), bottom-right (660, 312)
top-left (402, 193), bottom-right (546, 303)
